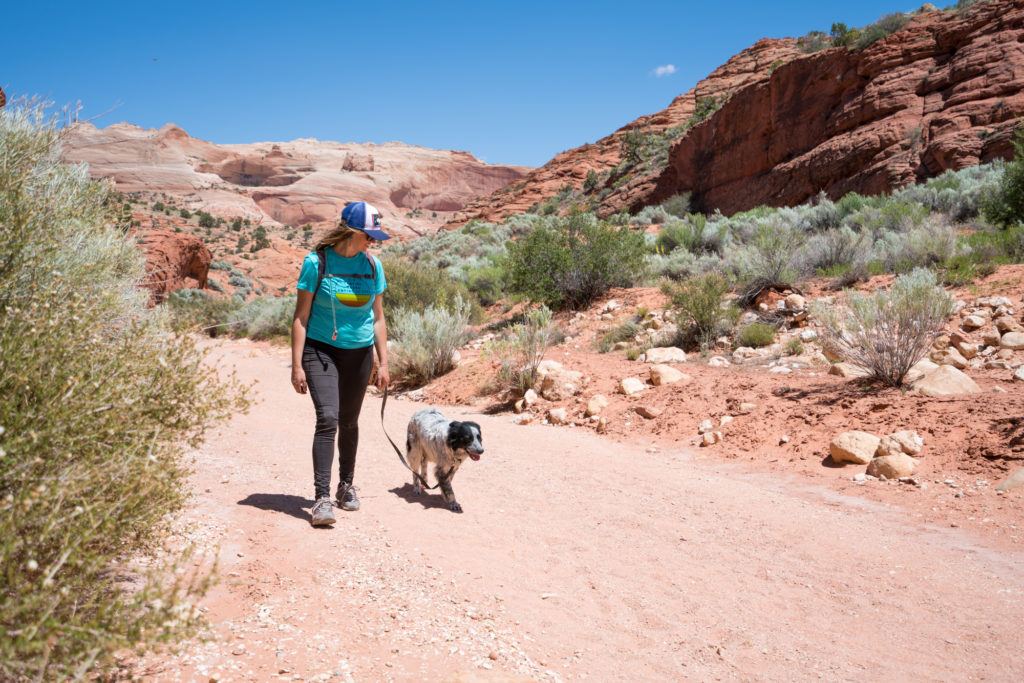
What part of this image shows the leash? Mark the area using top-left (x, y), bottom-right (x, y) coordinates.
top-left (379, 386), bottom-right (444, 491)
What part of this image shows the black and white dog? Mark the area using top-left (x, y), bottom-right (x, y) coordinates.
top-left (406, 408), bottom-right (483, 513)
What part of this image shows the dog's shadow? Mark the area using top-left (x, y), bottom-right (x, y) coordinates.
top-left (237, 493), bottom-right (313, 523)
top-left (389, 483), bottom-right (451, 510)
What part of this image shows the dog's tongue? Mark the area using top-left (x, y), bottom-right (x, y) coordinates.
top-left (469, 453), bottom-right (481, 461)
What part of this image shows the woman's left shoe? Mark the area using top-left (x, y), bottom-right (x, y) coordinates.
top-left (336, 483), bottom-right (360, 511)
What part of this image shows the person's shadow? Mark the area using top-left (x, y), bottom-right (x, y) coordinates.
top-left (389, 483), bottom-right (450, 510)
top-left (237, 493), bottom-right (314, 523)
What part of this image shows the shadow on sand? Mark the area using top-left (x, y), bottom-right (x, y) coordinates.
top-left (388, 483), bottom-right (450, 511)
top-left (237, 493), bottom-right (314, 523)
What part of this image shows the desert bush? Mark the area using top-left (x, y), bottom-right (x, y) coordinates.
top-left (875, 215), bottom-right (960, 272)
top-left (633, 204), bottom-right (672, 226)
top-left (198, 211), bottom-right (216, 228)
top-left (646, 249), bottom-right (701, 281)
top-left (166, 288), bottom-right (242, 336)
top-left (735, 322), bottom-right (777, 348)
top-left (484, 306), bottom-right (559, 396)
top-left (660, 192), bottom-right (691, 218)
top-left (785, 338), bottom-right (804, 356)
top-left (662, 272), bottom-right (739, 349)
top-left (653, 214), bottom-right (724, 256)
top-left (232, 294), bottom-right (295, 340)
top-left (598, 321), bottom-right (641, 353)
top-left (897, 164), bottom-right (1000, 222)
top-left (506, 211), bottom-right (647, 310)
top-left (389, 297), bottom-right (471, 387)
top-left (797, 30), bottom-right (832, 53)
top-left (812, 269), bottom-right (953, 386)
top-left (728, 221), bottom-right (805, 304)
top-left (802, 226), bottom-right (871, 273)
top-left (465, 261), bottom-right (509, 307)
top-left (379, 257), bottom-right (482, 321)
top-left (855, 13), bottom-right (909, 49)
top-left (982, 129), bottom-right (1024, 228)
top-left (0, 103), bottom-right (247, 679)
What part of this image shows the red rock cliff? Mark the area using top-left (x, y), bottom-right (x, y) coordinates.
top-left (648, 0), bottom-right (1024, 214)
top-left (133, 229), bottom-right (211, 305)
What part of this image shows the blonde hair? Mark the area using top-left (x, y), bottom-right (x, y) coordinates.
top-left (314, 223), bottom-right (361, 251)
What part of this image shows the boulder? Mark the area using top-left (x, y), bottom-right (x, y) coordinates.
top-left (618, 377), bottom-right (647, 396)
top-left (785, 293), bottom-right (806, 311)
top-left (955, 342), bottom-right (980, 359)
top-left (830, 431), bottom-right (881, 465)
top-left (799, 329), bottom-right (818, 343)
top-left (1000, 332), bottom-right (1024, 350)
top-left (939, 347), bottom-right (969, 370)
top-left (635, 405), bottom-right (663, 420)
top-left (547, 408), bottom-right (569, 425)
top-left (1014, 367), bottom-right (1024, 382)
top-left (912, 365), bottom-right (981, 397)
top-left (829, 362), bottom-right (871, 379)
top-left (904, 359), bottom-right (939, 384)
top-left (707, 356), bottom-right (730, 368)
top-left (961, 315), bottom-right (986, 331)
top-left (995, 468), bottom-right (1024, 492)
top-left (983, 330), bottom-right (1003, 347)
top-left (867, 454), bottom-right (918, 479)
top-left (649, 364), bottom-right (690, 386)
top-left (977, 296), bottom-right (1012, 309)
top-left (585, 394), bottom-right (610, 417)
top-left (698, 419), bottom-right (715, 434)
top-left (995, 316), bottom-right (1023, 334)
top-left (640, 347), bottom-right (687, 364)
top-left (701, 431), bottom-right (723, 447)
top-left (523, 389), bottom-right (539, 408)
top-left (887, 430), bottom-right (925, 456)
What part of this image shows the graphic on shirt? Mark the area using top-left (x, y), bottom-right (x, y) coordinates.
top-left (335, 291), bottom-right (373, 307)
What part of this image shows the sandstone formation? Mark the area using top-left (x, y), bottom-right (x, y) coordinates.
top-left (133, 229), bottom-right (211, 304)
top-left (62, 123), bottom-right (528, 239)
top-left (648, 0), bottom-right (1024, 214)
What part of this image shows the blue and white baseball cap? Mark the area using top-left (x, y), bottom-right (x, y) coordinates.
top-left (340, 201), bottom-right (391, 241)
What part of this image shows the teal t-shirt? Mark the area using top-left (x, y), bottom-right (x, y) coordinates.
top-left (296, 250), bottom-right (387, 349)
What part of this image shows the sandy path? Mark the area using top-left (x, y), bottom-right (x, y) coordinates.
top-left (138, 339), bottom-right (1024, 682)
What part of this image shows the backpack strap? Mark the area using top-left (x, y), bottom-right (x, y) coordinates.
top-left (314, 247), bottom-right (327, 296)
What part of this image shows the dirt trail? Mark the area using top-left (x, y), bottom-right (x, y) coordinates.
top-left (138, 339), bottom-right (1024, 682)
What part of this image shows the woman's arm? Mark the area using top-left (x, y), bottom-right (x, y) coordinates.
top-left (372, 295), bottom-right (389, 390)
top-left (291, 290), bottom-right (314, 393)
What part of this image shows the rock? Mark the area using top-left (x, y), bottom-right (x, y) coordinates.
top-left (135, 229), bottom-right (212, 305)
top-left (513, 414), bottom-right (533, 425)
top-left (1014, 367), bottom-right (1024, 382)
top-left (979, 329), bottom-right (1001, 347)
top-left (618, 377), bottom-right (647, 396)
top-left (701, 431), bottom-right (722, 447)
top-left (732, 346), bottom-right (762, 362)
top-left (887, 430), bottom-right (925, 456)
top-left (720, 415), bottom-right (734, 427)
top-left (939, 347), bottom-right (969, 370)
top-left (799, 329), bottom-right (818, 342)
top-left (596, 417), bottom-right (608, 434)
top-left (538, 366), bottom-right (584, 401)
top-left (986, 359), bottom-right (1013, 370)
top-left (961, 315), bottom-right (986, 331)
top-left (585, 394), bottom-right (610, 417)
top-left (523, 389), bottom-right (538, 407)
top-left (904, 359), bottom-right (940, 384)
top-left (912, 365), bottom-right (981, 397)
top-left (635, 405), bottom-right (662, 420)
top-left (707, 356), bottom-right (730, 368)
top-left (1000, 331), bottom-right (1024, 350)
top-left (955, 342), bottom-right (980, 359)
top-left (698, 419), bottom-right (715, 434)
top-left (779, 434), bottom-right (790, 445)
top-left (612, 341), bottom-right (630, 351)
top-left (977, 296), bottom-right (1012, 309)
top-left (640, 346), bottom-right (687, 364)
top-left (769, 366), bottom-right (792, 374)
top-left (995, 468), bottom-right (1024, 492)
top-left (602, 299), bottom-right (622, 313)
top-left (547, 408), bottom-right (569, 425)
top-left (829, 362), bottom-right (870, 379)
top-left (513, 399), bottom-right (525, 414)
top-left (867, 454), bottom-right (918, 479)
top-left (649, 364), bottom-right (690, 386)
top-left (785, 293), bottom-right (806, 311)
top-left (830, 431), bottom-right (881, 465)
top-left (995, 316), bottom-right (1023, 334)
top-left (738, 402), bottom-right (757, 414)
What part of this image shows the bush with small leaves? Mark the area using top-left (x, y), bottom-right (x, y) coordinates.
top-left (662, 272), bottom-right (739, 349)
top-left (379, 257), bottom-right (482, 321)
top-left (735, 322), bottom-right (776, 348)
top-left (812, 269), bottom-right (953, 387)
top-left (982, 129), bottom-right (1024, 228)
top-left (389, 297), bottom-right (471, 387)
top-left (484, 306), bottom-right (559, 397)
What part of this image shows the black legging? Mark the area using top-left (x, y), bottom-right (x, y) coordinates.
top-left (301, 338), bottom-right (374, 499)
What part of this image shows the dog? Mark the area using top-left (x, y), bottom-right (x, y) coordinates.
top-left (405, 408), bottom-right (483, 513)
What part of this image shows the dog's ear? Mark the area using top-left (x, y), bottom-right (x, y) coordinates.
top-left (447, 421), bottom-right (463, 449)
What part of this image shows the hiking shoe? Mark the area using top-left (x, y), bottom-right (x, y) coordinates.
top-left (310, 496), bottom-right (336, 527)
top-left (336, 483), bottom-right (360, 512)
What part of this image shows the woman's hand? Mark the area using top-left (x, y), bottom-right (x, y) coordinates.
top-left (291, 366), bottom-right (308, 394)
top-left (376, 364), bottom-right (390, 391)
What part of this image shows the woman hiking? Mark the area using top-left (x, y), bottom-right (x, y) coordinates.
top-left (291, 201), bottom-right (390, 527)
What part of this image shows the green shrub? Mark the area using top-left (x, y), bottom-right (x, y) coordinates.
top-left (232, 294), bottom-right (295, 340)
top-left (380, 257), bottom-right (483, 322)
top-left (812, 269), bottom-right (953, 387)
top-left (583, 169), bottom-right (600, 193)
top-left (0, 104), bottom-right (247, 679)
top-left (735, 322), bottom-right (776, 348)
top-left (152, 201), bottom-right (165, 212)
top-left (484, 306), bottom-right (559, 396)
top-left (983, 129), bottom-right (1024, 228)
top-left (662, 272), bottom-right (739, 349)
top-left (465, 261), bottom-right (508, 307)
top-left (730, 222), bottom-right (804, 304)
top-left (598, 321), bottom-right (640, 352)
top-left (659, 192), bottom-right (691, 219)
top-left (166, 288), bottom-right (242, 335)
top-left (785, 338), bottom-right (804, 356)
top-left (855, 13), bottom-right (909, 49)
top-left (390, 298), bottom-right (472, 387)
top-left (179, 208), bottom-right (192, 219)
top-left (506, 212), bottom-right (647, 310)
top-left (198, 211), bottom-right (216, 228)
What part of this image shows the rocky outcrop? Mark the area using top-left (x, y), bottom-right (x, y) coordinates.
top-left (648, 0), bottom-right (1024, 214)
top-left (133, 229), bottom-right (211, 305)
top-left (446, 39), bottom-right (803, 227)
top-left (62, 123), bottom-right (529, 239)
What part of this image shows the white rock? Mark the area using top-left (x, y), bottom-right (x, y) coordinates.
top-left (912, 365), bottom-right (981, 397)
top-left (618, 377), bottom-right (647, 396)
top-left (707, 356), bottom-right (730, 368)
top-left (720, 415), bottom-right (734, 427)
top-left (940, 347), bottom-right (969, 369)
top-left (799, 329), bottom-right (818, 342)
top-left (867, 454), bottom-right (918, 479)
top-left (513, 414), bottom-right (533, 425)
top-left (785, 293), bottom-right (806, 311)
top-left (982, 330), bottom-right (1002, 347)
top-left (887, 430), bottom-right (925, 456)
top-left (995, 316), bottom-right (1023, 334)
top-left (640, 346), bottom-right (688, 364)
top-left (523, 389), bottom-right (538, 407)
top-left (904, 359), bottom-right (940, 384)
top-left (961, 315), bottom-right (986, 331)
top-left (956, 342), bottom-right (980, 359)
top-left (603, 299), bottom-right (622, 313)
top-left (635, 405), bottom-right (662, 420)
top-left (769, 366), bottom-right (792, 375)
top-left (585, 394), bottom-right (610, 417)
top-left (701, 431), bottom-right (722, 447)
top-left (1013, 367), bottom-right (1024, 382)
top-left (829, 362), bottom-right (870, 379)
top-left (698, 419), bottom-right (715, 434)
top-left (830, 431), bottom-right (881, 465)
top-left (977, 296), bottom-right (1012, 308)
top-left (737, 402), bottom-right (757, 414)
top-left (547, 408), bottom-right (569, 425)
top-left (649, 364), bottom-right (690, 386)
top-left (1000, 331), bottom-right (1024, 350)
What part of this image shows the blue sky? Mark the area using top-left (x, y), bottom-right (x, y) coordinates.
top-left (7, 0), bottom-right (914, 167)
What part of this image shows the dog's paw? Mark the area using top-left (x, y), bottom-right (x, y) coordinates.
top-left (448, 501), bottom-right (463, 514)
top-left (412, 485), bottom-right (422, 496)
